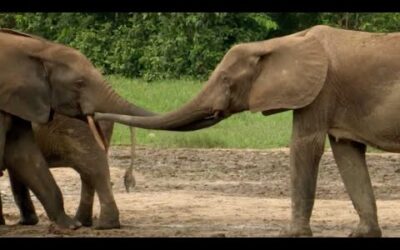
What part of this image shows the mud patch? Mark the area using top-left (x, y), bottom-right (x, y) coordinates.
top-left (0, 147), bottom-right (399, 237)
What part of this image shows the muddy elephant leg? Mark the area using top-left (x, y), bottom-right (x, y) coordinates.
top-left (0, 194), bottom-right (5, 225)
top-left (0, 111), bottom-right (11, 171)
top-left (8, 171), bottom-right (39, 225)
top-left (73, 154), bottom-right (119, 229)
top-left (328, 136), bottom-right (382, 237)
top-left (74, 176), bottom-right (95, 227)
top-left (4, 118), bottom-right (80, 229)
top-left (0, 112), bottom-right (7, 225)
top-left (281, 110), bottom-right (326, 237)
top-left (92, 166), bottom-right (120, 229)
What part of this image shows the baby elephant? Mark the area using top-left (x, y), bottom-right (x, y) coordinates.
top-left (0, 113), bottom-right (136, 229)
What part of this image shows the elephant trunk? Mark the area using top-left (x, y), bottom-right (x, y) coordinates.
top-left (94, 89), bottom-right (222, 131)
top-left (95, 102), bottom-right (208, 130)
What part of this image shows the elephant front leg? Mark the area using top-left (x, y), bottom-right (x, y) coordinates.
top-left (0, 112), bottom-right (11, 225)
top-left (4, 118), bottom-right (81, 229)
top-left (71, 151), bottom-right (119, 229)
top-left (329, 136), bottom-right (382, 237)
top-left (281, 130), bottom-right (326, 237)
top-left (0, 111), bottom-right (11, 171)
top-left (0, 194), bottom-right (5, 225)
top-left (8, 171), bottom-right (39, 225)
top-left (74, 177), bottom-right (95, 227)
top-left (92, 169), bottom-right (120, 230)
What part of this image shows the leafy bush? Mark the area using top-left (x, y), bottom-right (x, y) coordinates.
top-left (1, 12), bottom-right (398, 81)
top-left (0, 13), bottom-right (277, 81)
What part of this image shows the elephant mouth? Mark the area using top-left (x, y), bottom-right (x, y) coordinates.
top-left (87, 115), bottom-right (108, 151)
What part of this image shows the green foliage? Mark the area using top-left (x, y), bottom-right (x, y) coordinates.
top-left (0, 12), bottom-right (399, 81)
top-left (317, 13), bottom-right (400, 32)
top-left (0, 13), bottom-right (277, 81)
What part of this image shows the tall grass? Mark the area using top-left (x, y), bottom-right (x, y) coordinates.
top-left (107, 75), bottom-right (293, 149)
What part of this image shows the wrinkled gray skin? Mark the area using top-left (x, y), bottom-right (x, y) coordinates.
top-left (95, 25), bottom-right (400, 237)
top-left (0, 29), bottom-right (153, 229)
top-left (0, 114), bottom-right (136, 229)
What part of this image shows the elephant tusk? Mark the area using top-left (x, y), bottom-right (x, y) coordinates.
top-left (87, 115), bottom-right (107, 152)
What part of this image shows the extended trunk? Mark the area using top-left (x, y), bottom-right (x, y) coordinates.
top-left (94, 95), bottom-right (223, 131)
top-left (93, 81), bottom-right (224, 133)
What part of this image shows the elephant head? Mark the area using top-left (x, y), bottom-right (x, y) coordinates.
top-left (94, 29), bottom-right (329, 130)
top-left (0, 29), bottom-right (154, 150)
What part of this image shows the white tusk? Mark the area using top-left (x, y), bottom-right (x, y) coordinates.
top-left (87, 115), bottom-right (106, 151)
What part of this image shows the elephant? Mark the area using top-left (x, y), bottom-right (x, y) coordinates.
top-left (0, 28), bottom-right (153, 229)
top-left (94, 25), bottom-right (400, 237)
top-left (0, 113), bottom-right (137, 229)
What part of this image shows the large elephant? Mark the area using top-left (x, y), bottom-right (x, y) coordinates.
top-left (0, 114), bottom-right (136, 229)
top-left (0, 28), bottom-right (153, 229)
top-left (94, 25), bottom-right (400, 237)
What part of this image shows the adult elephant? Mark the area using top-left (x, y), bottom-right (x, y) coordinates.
top-left (0, 114), bottom-right (137, 229)
top-left (95, 25), bottom-right (400, 237)
top-left (0, 28), bottom-right (153, 229)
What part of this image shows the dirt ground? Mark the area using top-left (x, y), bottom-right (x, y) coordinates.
top-left (0, 146), bottom-right (400, 237)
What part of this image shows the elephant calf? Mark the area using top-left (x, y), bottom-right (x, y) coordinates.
top-left (0, 114), bottom-right (136, 229)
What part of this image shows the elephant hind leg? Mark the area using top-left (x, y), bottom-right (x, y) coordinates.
top-left (328, 135), bottom-right (382, 237)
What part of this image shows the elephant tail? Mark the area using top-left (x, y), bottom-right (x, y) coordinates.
top-left (124, 127), bottom-right (136, 192)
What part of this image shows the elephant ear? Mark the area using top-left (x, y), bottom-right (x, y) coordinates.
top-left (248, 33), bottom-right (329, 113)
top-left (0, 29), bottom-right (51, 124)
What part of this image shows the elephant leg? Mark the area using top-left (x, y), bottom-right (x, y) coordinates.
top-left (92, 166), bottom-right (120, 230)
top-left (8, 171), bottom-right (39, 225)
top-left (0, 194), bottom-right (5, 225)
top-left (74, 176), bottom-right (95, 227)
top-left (4, 118), bottom-right (80, 229)
top-left (0, 112), bottom-right (9, 226)
top-left (0, 111), bottom-right (11, 170)
top-left (280, 109), bottom-right (327, 237)
top-left (0, 117), bottom-right (5, 170)
top-left (328, 136), bottom-right (382, 237)
top-left (72, 154), bottom-right (119, 229)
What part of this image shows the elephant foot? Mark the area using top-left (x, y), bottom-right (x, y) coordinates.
top-left (349, 222), bottom-right (382, 237)
top-left (95, 204), bottom-right (120, 230)
top-left (18, 214), bottom-right (39, 225)
top-left (74, 216), bottom-right (93, 227)
top-left (279, 224), bottom-right (313, 237)
top-left (95, 216), bottom-right (120, 230)
top-left (74, 211), bottom-right (93, 227)
top-left (54, 214), bottom-right (82, 230)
